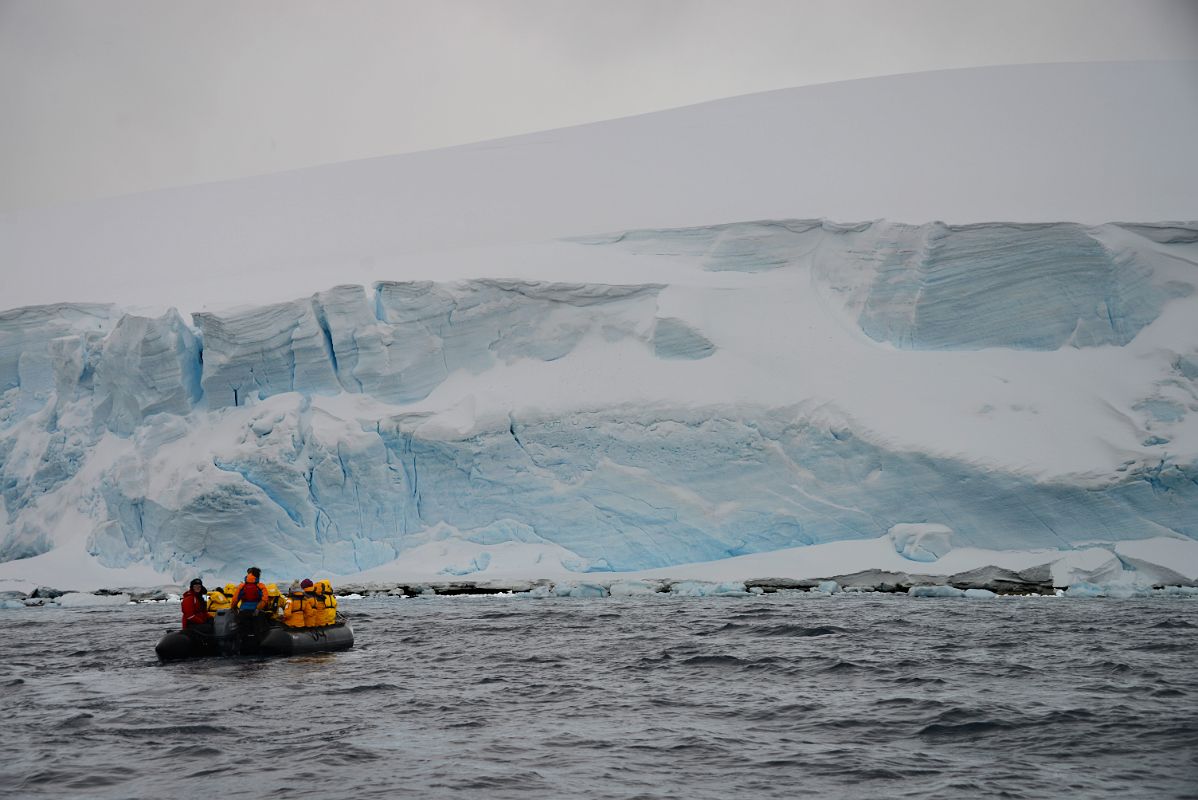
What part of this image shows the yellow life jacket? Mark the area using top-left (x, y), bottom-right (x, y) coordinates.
top-left (265, 584), bottom-right (284, 619)
top-left (282, 594), bottom-right (306, 628)
top-left (319, 580), bottom-right (338, 626)
top-left (308, 591), bottom-right (330, 628)
top-left (207, 589), bottom-right (232, 612)
top-left (303, 587), bottom-right (320, 627)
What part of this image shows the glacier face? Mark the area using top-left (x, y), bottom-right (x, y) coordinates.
top-left (1, 219), bottom-right (1197, 579)
top-left (590, 220), bottom-right (1188, 350)
top-left (192, 280), bottom-right (664, 410)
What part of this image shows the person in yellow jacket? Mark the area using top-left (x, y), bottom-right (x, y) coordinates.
top-left (316, 579), bottom-right (338, 626)
top-left (301, 578), bottom-right (321, 627)
top-left (206, 584), bottom-right (233, 612)
top-left (264, 583), bottom-right (284, 621)
top-left (282, 583), bottom-right (306, 628)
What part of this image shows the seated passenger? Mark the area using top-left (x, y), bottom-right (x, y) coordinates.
top-left (301, 578), bottom-right (320, 627)
top-left (181, 578), bottom-right (213, 636)
top-left (306, 579), bottom-right (333, 628)
top-left (282, 583), bottom-right (307, 628)
top-left (206, 584), bottom-right (232, 612)
top-left (265, 583), bottom-right (284, 620)
top-left (317, 580), bottom-right (338, 626)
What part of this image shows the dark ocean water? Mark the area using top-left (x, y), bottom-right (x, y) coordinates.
top-left (1, 593), bottom-right (1195, 799)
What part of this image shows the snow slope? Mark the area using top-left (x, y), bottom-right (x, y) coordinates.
top-left (1, 62), bottom-right (1197, 590)
top-left (2, 60), bottom-right (1196, 312)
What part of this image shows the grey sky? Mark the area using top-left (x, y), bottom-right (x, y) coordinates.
top-left (3, 0), bottom-right (1197, 211)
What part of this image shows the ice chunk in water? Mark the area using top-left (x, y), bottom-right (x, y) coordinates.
top-left (609, 580), bottom-right (658, 597)
top-left (552, 582), bottom-right (607, 598)
top-left (670, 580), bottom-right (749, 597)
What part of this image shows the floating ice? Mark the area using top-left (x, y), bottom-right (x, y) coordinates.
top-left (670, 581), bottom-right (750, 597)
top-left (608, 580), bottom-right (659, 597)
top-left (1158, 586), bottom-right (1198, 596)
top-left (551, 582), bottom-right (608, 598)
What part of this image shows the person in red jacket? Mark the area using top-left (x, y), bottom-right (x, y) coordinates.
top-left (229, 567), bottom-right (267, 614)
top-left (181, 578), bottom-right (213, 635)
top-left (229, 566), bottom-right (268, 646)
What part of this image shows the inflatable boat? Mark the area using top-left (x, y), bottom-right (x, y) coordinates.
top-left (156, 608), bottom-right (354, 661)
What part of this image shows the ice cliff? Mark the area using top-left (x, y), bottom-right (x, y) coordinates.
top-left (2, 219), bottom-right (1197, 581)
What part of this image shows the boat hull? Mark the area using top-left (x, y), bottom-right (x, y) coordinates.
top-left (259, 622), bottom-right (355, 656)
top-left (155, 611), bottom-right (353, 660)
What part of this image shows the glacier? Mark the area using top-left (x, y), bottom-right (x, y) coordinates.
top-left (1, 218), bottom-right (1197, 586)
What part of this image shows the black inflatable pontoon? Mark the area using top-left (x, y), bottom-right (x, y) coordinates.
top-left (156, 609), bottom-right (353, 661)
top-left (259, 622), bottom-right (355, 656)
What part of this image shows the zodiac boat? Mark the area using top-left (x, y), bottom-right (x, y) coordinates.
top-left (155, 608), bottom-right (354, 661)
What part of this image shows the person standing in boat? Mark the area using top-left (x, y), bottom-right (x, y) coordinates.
top-left (230, 567), bottom-right (267, 614)
top-left (230, 567), bottom-right (268, 643)
top-left (181, 578), bottom-right (213, 636)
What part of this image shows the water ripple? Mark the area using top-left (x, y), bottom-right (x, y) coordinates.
top-left (0, 594), bottom-right (1195, 799)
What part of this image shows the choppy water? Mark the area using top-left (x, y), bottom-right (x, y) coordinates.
top-left (1, 593), bottom-right (1196, 799)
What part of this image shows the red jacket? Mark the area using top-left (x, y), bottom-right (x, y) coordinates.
top-left (231, 578), bottom-right (266, 611)
top-left (182, 590), bottom-right (211, 628)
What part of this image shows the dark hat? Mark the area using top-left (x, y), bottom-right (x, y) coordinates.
top-left (300, 578), bottom-right (314, 589)
top-left (189, 578), bottom-right (206, 591)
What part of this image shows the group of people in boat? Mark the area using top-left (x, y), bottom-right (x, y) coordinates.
top-left (181, 566), bottom-right (340, 636)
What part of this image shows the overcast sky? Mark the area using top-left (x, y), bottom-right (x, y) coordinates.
top-left (2, 0), bottom-right (1196, 211)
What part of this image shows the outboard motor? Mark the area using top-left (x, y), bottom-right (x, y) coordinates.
top-left (213, 609), bottom-right (239, 656)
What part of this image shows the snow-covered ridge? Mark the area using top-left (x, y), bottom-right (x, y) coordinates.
top-left (4, 61), bottom-right (1196, 315)
top-left (1, 218), bottom-right (1197, 585)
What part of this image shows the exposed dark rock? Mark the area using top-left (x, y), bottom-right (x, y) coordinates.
top-left (1016, 564), bottom-right (1053, 585)
top-left (129, 588), bottom-right (170, 602)
top-left (946, 565), bottom-right (1054, 594)
top-left (828, 570), bottom-right (917, 591)
top-left (744, 578), bottom-right (821, 591)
